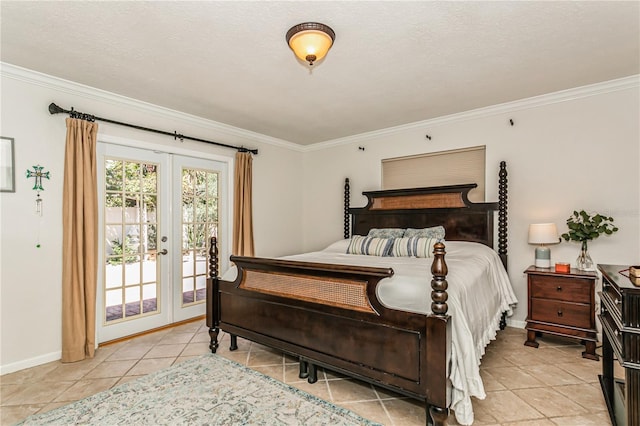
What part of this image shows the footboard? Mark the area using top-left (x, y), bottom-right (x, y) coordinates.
top-left (206, 237), bottom-right (452, 426)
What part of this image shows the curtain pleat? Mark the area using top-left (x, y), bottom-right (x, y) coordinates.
top-left (232, 152), bottom-right (254, 256)
top-left (61, 118), bottom-right (98, 363)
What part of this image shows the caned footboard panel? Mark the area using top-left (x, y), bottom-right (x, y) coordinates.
top-left (220, 292), bottom-right (422, 383)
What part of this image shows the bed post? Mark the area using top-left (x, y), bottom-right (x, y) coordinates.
top-left (426, 242), bottom-right (451, 426)
top-left (498, 161), bottom-right (508, 270)
top-left (344, 178), bottom-right (350, 239)
top-left (207, 236), bottom-right (220, 353)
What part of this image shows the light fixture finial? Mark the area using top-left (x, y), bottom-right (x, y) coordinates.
top-left (286, 22), bottom-right (335, 67)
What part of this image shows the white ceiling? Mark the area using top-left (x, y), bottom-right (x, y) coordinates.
top-left (1, 1), bottom-right (638, 145)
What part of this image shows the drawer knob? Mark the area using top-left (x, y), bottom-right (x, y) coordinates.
top-left (615, 299), bottom-right (621, 305)
top-left (556, 286), bottom-right (562, 291)
top-left (557, 310), bottom-right (563, 317)
top-left (614, 330), bottom-right (619, 336)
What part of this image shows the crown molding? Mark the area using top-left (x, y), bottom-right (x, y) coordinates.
top-left (0, 62), bottom-right (304, 153)
top-left (305, 74), bottom-right (640, 152)
top-left (2, 62), bottom-right (636, 154)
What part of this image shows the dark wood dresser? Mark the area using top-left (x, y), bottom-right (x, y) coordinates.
top-left (598, 264), bottom-right (640, 426)
top-left (524, 265), bottom-right (599, 360)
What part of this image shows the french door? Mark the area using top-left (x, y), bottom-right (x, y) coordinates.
top-left (96, 143), bottom-right (228, 342)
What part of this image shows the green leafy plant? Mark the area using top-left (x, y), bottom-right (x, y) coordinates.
top-left (561, 210), bottom-right (618, 245)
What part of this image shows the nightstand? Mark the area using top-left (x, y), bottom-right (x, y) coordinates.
top-left (523, 265), bottom-right (599, 360)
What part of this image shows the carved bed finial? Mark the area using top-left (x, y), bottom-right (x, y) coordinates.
top-left (209, 236), bottom-right (219, 278)
top-left (498, 161), bottom-right (508, 269)
top-left (430, 242), bottom-right (449, 316)
top-left (344, 178), bottom-right (350, 239)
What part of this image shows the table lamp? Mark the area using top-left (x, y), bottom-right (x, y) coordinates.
top-left (528, 223), bottom-right (559, 268)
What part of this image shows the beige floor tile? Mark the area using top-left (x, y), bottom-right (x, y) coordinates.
top-left (284, 363), bottom-right (305, 383)
top-left (382, 397), bottom-right (427, 426)
top-left (219, 350), bottom-right (250, 365)
top-left (251, 364), bottom-right (285, 382)
top-left (125, 357), bottom-right (175, 376)
top-left (555, 360), bottom-right (600, 382)
top-left (143, 343), bottom-right (187, 358)
top-left (549, 410), bottom-right (612, 425)
top-left (339, 400), bottom-right (391, 425)
top-left (190, 330), bottom-right (213, 343)
top-left (37, 400), bottom-right (73, 414)
top-left (479, 369), bottom-right (507, 391)
top-left (1, 380), bottom-right (75, 405)
top-left (107, 343), bottom-right (154, 360)
top-left (480, 348), bottom-right (518, 369)
top-left (53, 378), bottom-right (119, 402)
top-left (484, 366), bottom-right (547, 390)
top-left (553, 383), bottom-right (608, 412)
top-left (520, 364), bottom-right (585, 387)
top-left (157, 332), bottom-right (194, 345)
top-left (170, 321), bottom-right (203, 334)
top-left (83, 359), bottom-right (137, 379)
top-left (247, 350), bottom-right (285, 367)
top-left (0, 361), bottom-right (60, 385)
top-left (180, 340), bottom-right (211, 356)
top-left (474, 390), bottom-right (544, 423)
top-left (328, 378), bottom-right (378, 403)
top-left (503, 347), bottom-right (549, 366)
top-left (40, 361), bottom-right (98, 382)
top-left (513, 387), bottom-right (587, 418)
top-left (114, 375), bottom-right (145, 386)
top-left (0, 404), bottom-right (45, 424)
top-left (173, 355), bottom-right (200, 365)
top-left (292, 379), bottom-right (333, 401)
top-left (502, 419), bottom-right (557, 426)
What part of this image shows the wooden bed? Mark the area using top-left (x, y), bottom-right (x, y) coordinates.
top-left (206, 161), bottom-right (508, 426)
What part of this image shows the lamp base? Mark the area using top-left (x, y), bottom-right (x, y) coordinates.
top-left (535, 246), bottom-right (551, 268)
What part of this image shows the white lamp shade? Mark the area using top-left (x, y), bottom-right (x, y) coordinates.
top-left (528, 223), bottom-right (559, 244)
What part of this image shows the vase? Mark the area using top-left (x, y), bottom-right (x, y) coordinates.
top-left (576, 240), bottom-right (594, 271)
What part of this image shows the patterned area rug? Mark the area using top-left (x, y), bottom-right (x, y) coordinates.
top-left (18, 354), bottom-right (380, 425)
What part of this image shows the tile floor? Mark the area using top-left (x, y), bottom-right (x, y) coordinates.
top-left (1, 323), bottom-right (614, 425)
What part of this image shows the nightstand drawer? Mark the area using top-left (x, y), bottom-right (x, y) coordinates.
top-left (530, 275), bottom-right (592, 304)
top-left (531, 298), bottom-right (592, 329)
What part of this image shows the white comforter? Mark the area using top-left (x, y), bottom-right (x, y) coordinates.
top-left (222, 240), bottom-right (517, 425)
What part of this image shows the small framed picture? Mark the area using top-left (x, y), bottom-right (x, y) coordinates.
top-left (1, 136), bottom-right (15, 192)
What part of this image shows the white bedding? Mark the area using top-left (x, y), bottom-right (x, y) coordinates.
top-left (222, 240), bottom-right (517, 425)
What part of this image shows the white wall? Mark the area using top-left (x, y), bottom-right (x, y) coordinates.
top-left (2, 63), bottom-right (638, 374)
top-left (0, 65), bottom-right (304, 373)
top-left (301, 78), bottom-right (640, 328)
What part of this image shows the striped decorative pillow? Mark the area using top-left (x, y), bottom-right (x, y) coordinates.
top-left (390, 237), bottom-right (439, 258)
top-left (346, 236), bottom-right (394, 256)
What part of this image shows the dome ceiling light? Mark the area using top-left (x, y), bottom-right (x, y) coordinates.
top-left (286, 22), bottom-right (335, 67)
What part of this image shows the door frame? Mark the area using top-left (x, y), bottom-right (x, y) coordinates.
top-left (95, 134), bottom-right (234, 344)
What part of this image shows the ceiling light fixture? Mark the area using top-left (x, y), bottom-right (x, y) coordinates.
top-left (286, 22), bottom-right (335, 67)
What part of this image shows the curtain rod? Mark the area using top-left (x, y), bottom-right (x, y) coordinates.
top-left (48, 103), bottom-right (258, 155)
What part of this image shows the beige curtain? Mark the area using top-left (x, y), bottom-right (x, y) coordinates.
top-left (233, 151), bottom-right (254, 256)
top-left (61, 118), bottom-right (99, 363)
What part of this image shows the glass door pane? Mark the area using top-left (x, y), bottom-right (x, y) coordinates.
top-left (104, 160), bottom-right (159, 322)
top-left (97, 144), bottom-right (170, 343)
top-left (172, 155), bottom-right (228, 322)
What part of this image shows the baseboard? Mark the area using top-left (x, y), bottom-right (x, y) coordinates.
top-left (506, 318), bottom-right (526, 329)
top-left (0, 350), bottom-right (61, 376)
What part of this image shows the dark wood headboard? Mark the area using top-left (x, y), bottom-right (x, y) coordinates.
top-left (344, 161), bottom-right (508, 268)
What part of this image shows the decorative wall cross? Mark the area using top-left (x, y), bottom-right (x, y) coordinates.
top-left (26, 165), bottom-right (50, 219)
top-left (26, 165), bottom-right (50, 191)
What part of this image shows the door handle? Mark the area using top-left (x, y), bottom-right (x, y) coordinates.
top-left (158, 249), bottom-right (168, 255)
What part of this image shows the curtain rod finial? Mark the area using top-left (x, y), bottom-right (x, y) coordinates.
top-left (48, 103), bottom-right (64, 115)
